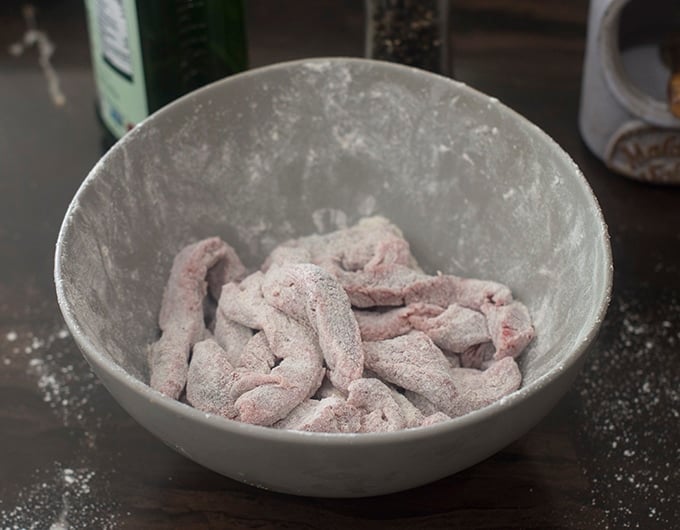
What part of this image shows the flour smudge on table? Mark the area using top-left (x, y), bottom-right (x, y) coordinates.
top-left (2, 325), bottom-right (104, 431)
top-left (0, 324), bottom-right (121, 528)
top-left (575, 291), bottom-right (680, 529)
top-left (0, 463), bottom-right (118, 530)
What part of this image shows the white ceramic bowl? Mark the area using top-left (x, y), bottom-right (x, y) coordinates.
top-left (55, 58), bottom-right (612, 497)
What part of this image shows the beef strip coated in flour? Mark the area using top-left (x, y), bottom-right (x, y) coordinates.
top-left (353, 303), bottom-right (443, 341)
top-left (262, 216), bottom-right (421, 274)
top-left (410, 303), bottom-right (491, 353)
top-left (338, 264), bottom-right (513, 309)
top-left (363, 332), bottom-right (460, 412)
top-left (186, 335), bottom-right (284, 421)
top-left (364, 332), bottom-right (522, 418)
top-left (460, 341), bottom-right (496, 369)
top-left (420, 412), bottom-right (451, 426)
top-left (444, 358), bottom-right (522, 417)
top-left (212, 310), bottom-right (253, 367)
top-left (218, 273), bottom-right (325, 426)
top-left (236, 330), bottom-right (276, 374)
top-left (481, 301), bottom-right (535, 360)
top-left (148, 237), bottom-right (242, 399)
top-left (273, 397), bottom-right (361, 433)
top-left (186, 338), bottom-right (238, 418)
top-left (401, 357), bottom-right (522, 418)
top-left (150, 217), bottom-right (533, 432)
top-left (233, 313), bottom-right (325, 426)
top-left (346, 378), bottom-right (408, 432)
top-left (313, 375), bottom-right (346, 400)
top-left (262, 263), bottom-right (364, 392)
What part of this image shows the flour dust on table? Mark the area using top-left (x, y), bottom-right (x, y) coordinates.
top-left (0, 462), bottom-right (118, 530)
top-left (575, 291), bottom-right (680, 528)
top-left (0, 324), bottom-right (121, 529)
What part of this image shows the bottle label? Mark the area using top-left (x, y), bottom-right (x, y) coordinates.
top-left (98, 0), bottom-right (134, 80)
top-left (85, 0), bottom-right (148, 139)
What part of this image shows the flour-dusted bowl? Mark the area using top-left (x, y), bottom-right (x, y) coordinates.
top-left (55, 58), bottom-right (612, 497)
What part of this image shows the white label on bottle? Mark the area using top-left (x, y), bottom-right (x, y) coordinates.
top-left (97, 0), bottom-right (134, 79)
top-left (85, 0), bottom-right (148, 139)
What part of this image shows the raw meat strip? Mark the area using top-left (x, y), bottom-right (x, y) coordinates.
top-left (264, 219), bottom-right (514, 313)
top-left (437, 277), bottom-right (513, 311)
top-left (236, 331), bottom-right (276, 374)
top-left (262, 264), bottom-right (364, 392)
top-left (399, 391), bottom-right (451, 426)
top-left (421, 412), bottom-right (451, 426)
top-left (186, 338), bottom-right (238, 418)
top-left (186, 338), bottom-right (281, 419)
top-left (205, 242), bottom-right (247, 299)
top-left (405, 359), bottom-right (521, 418)
top-left (353, 303), bottom-right (442, 341)
top-left (274, 397), bottom-right (361, 433)
top-left (232, 312), bottom-right (325, 426)
top-left (481, 301), bottom-right (535, 359)
top-left (313, 375), bottom-right (346, 400)
top-left (444, 351), bottom-right (461, 368)
top-left (212, 308), bottom-right (252, 367)
top-left (347, 378), bottom-right (407, 432)
top-left (148, 237), bottom-right (240, 399)
top-left (263, 246), bottom-right (311, 269)
top-left (150, 217), bottom-right (533, 432)
top-left (405, 390), bottom-right (440, 416)
top-left (410, 303), bottom-right (491, 353)
top-left (460, 342), bottom-right (496, 369)
top-left (444, 358), bottom-right (522, 417)
top-left (227, 332), bottom-right (280, 399)
top-left (363, 332), bottom-right (459, 412)
top-left (336, 265), bottom-right (421, 307)
top-left (337, 264), bottom-right (512, 310)
top-left (219, 273), bottom-right (326, 426)
top-left (341, 217), bottom-right (418, 272)
top-left (362, 368), bottom-right (382, 381)
top-left (233, 320), bottom-right (325, 426)
top-left (203, 242), bottom-right (247, 330)
top-left (388, 387), bottom-right (425, 428)
top-left (262, 216), bottom-right (420, 273)
top-left (218, 272), bottom-right (269, 329)
top-left (365, 332), bottom-right (522, 418)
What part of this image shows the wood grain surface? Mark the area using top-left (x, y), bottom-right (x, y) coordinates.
top-left (0, 1), bottom-right (678, 528)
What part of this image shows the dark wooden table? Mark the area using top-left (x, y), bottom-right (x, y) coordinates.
top-left (1, 1), bottom-right (678, 528)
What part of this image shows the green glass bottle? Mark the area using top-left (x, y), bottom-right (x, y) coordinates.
top-left (84, 0), bottom-right (247, 140)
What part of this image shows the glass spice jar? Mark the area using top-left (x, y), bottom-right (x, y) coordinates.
top-left (365, 0), bottom-right (451, 75)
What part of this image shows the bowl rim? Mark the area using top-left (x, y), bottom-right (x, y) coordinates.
top-left (54, 57), bottom-right (613, 445)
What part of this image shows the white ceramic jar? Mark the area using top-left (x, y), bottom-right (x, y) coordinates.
top-left (579, 0), bottom-right (680, 184)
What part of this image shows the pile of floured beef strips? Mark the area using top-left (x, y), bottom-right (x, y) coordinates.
top-left (148, 217), bottom-right (534, 433)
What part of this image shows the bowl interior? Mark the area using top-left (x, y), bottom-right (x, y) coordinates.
top-left (57, 58), bottom-right (610, 405)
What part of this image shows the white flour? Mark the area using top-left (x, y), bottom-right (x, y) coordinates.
top-left (4, 327), bottom-right (102, 428)
top-left (0, 464), bottom-right (118, 530)
top-left (575, 292), bottom-right (680, 528)
top-left (0, 325), bottom-right (119, 529)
